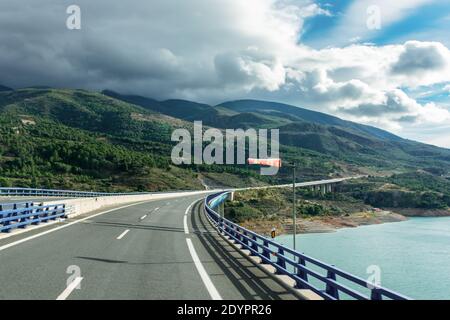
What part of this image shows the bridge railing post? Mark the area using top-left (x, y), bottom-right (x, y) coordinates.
top-left (32, 207), bottom-right (40, 225)
top-left (219, 216), bottom-right (224, 234)
top-left (18, 203), bottom-right (30, 228)
top-left (50, 205), bottom-right (58, 220)
top-left (242, 230), bottom-right (249, 246)
top-left (1, 210), bottom-right (11, 233)
top-left (42, 207), bottom-right (50, 223)
top-left (12, 203), bottom-right (18, 223)
top-left (275, 247), bottom-right (286, 274)
top-left (262, 240), bottom-right (271, 260)
top-left (295, 256), bottom-right (308, 288)
top-left (251, 234), bottom-right (258, 254)
top-left (224, 220), bottom-right (231, 235)
top-left (370, 288), bottom-right (383, 300)
top-left (325, 268), bottom-right (340, 299)
top-left (232, 225), bottom-right (238, 240)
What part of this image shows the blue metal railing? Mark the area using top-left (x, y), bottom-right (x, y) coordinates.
top-left (0, 187), bottom-right (196, 198)
top-left (0, 187), bottom-right (148, 198)
top-left (0, 201), bottom-right (35, 211)
top-left (0, 202), bottom-right (66, 233)
top-left (204, 191), bottom-right (411, 300)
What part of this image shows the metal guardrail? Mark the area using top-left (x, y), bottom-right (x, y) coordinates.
top-left (0, 187), bottom-right (198, 198)
top-left (0, 201), bottom-right (35, 211)
top-left (0, 187), bottom-right (149, 198)
top-left (0, 202), bottom-right (66, 233)
top-left (204, 191), bottom-right (411, 300)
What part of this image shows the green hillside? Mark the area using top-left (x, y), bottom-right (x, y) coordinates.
top-left (0, 88), bottom-right (272, 191)
top-left (106, 90), bottom-right (450, 174)
top-left (1, 86), bottom-right (450, 192)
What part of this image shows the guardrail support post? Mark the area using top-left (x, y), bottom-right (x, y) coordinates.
top-left (242, 230), bottom-right (249, 246)
top-left (12, 204), bottom-right (18, 222)
top-left (371, 288), bottom-right (383, 300)
top-left (32, 208), bottom-right (40, 225)
top-left (295, 256), bottom-right (308, 288)
top-left (325, 269), bottom-right (339, 299)
top-left (42, 207), bottom-right (49, 223)
top-left (233, 225), bottom-right (238, 240)
top-left (1, 213), bottom-right (10, 232)
top-left (262, 240), bottom-right (271, 260)
top-left (275, 248), bottom-right (286, 274)
top-left (251, 234), bottom-right (258, 254)
top-left (224, 220), bottom-right (230, 235)
top-left (219, 216), bottom-right (224, 234)
top-left (18, 202), bottom-right (30, 228)
top-left (62, 204), bottom-right (67, 219)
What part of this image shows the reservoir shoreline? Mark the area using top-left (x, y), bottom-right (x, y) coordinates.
top-left (239, 207), bottom-right (450, 237)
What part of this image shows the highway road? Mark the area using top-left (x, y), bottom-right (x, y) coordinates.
top-left (0, 194), bottom-right (297, 300)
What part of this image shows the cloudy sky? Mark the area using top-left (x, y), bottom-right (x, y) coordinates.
top-left (1, 1), bottom-right (450, 147)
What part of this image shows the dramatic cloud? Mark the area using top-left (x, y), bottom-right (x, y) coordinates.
top-left (0, 0), bottom-right (449, 146)
top-left (390, 41), bottom-right (450, 87)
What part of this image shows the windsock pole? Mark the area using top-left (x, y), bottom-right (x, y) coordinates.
top-left (292, 163), bottom-right (296, 251)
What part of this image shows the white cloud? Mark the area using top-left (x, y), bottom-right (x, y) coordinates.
top-left (390, 41), bottom-right (450, 87)
top-left (0, 0), bottom-right (450, 146)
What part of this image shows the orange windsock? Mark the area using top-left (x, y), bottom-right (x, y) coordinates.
top-left (247, 158), bottom-right (281, 168)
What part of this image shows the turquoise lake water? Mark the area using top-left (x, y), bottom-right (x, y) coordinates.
top-left (276, 217), bottom-right (450, 300)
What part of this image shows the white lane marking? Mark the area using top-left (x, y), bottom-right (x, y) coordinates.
top-left (0, 200), bottom-right (154, 252)
top-left (184, 215), bottom-right (189, 234)
top-left (154, 207), bottom-right (159, 212)
top-left (140, 214), bottom-right (148, 220)
top-left (116, 229), bottom-right (130, 240)
top-left (56, 277), bottom-right (83, 300)
top-left (185, 202), bottom-right (194, 215)
top-left (183, 200), bottom-right (197, 234)
top-left (186, 238), bottom-right (222, 300)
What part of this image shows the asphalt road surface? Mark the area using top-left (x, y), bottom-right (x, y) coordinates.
top-left (0, 194), bottom-right (296, 300)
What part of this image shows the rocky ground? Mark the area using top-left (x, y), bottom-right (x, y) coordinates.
top-left (240, 210), bottom-right (408, 237)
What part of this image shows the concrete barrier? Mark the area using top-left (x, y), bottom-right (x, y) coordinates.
top-left (44, 190), bottom-right (217, 218)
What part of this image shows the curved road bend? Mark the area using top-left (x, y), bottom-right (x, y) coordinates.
top-left (0, 194), bottom-right (297, 300)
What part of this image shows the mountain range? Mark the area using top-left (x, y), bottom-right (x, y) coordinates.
top-left (103, 90), bottom-right (450, 172)
top-left (0, 85), bottom-right (449, 191)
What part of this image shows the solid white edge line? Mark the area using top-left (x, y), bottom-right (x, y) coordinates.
top-left (0, 200), bottom-right (154, 252)
top-left (183, 215), bottom-right (189, 234)
top-left (116, 229), bottom-right (130, 240)
top-left (186, 238), bottom-right (222, 300)
top-left (183, 200), bottom-right (198, 234)
top-left (56, 276), bottom-right (83, 300)
top-left (184, 203), bottom-right (193, 215)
